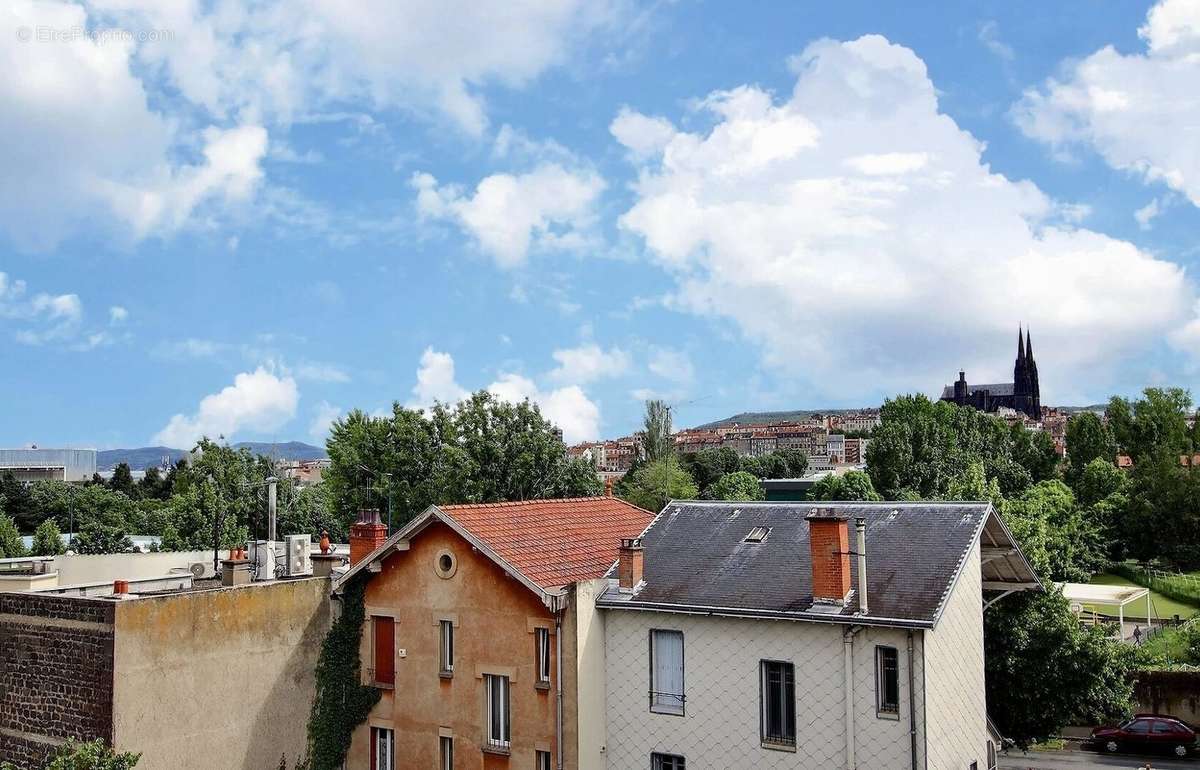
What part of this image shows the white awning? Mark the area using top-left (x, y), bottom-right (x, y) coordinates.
top-left (1057, 582), bottom-right (1148, 606)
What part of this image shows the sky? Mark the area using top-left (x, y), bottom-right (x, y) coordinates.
top-left (3, 0), bottom-right (1200, 450)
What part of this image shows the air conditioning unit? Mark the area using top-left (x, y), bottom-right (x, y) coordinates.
top-left (188, 561), bottom-right (215, 579)
top-left (285, 534), bottom-right (312, 577)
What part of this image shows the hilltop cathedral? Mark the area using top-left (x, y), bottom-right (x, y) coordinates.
top-left (941, 328), bottom-right (1042, 419)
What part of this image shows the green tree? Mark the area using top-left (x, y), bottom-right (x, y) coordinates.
top-left (809, 470), bottom-right (881, 501)
top-left (1, 471), bottom-right (37, 531)
top-left (1120, 456), bottom-right (1200, 568)
top-left (1107, 388), bottom-right (1193, 462)
top-left (1064, 412), bottom-right (1116, 480)
top-left (1002, 481), bottom-right (1102, 582)
top-left (619, 457), bottom-right (698, 513)
top-left (31, 519), bottom-right (65, 556)
top-left (45, 739), bottom-right (140, 770)
top-left (704, 471), bottom-right (765, 501)
top-left (0, 512), bottom-right (27, 558)
top-left (109, 463), bottom-right (136, 498)
top-left (985, 591), bottom-right (1137, 748)
top-left (642, 399), bottom-right (673, 461)
top-left (679, 447), bottom-right (740, 494)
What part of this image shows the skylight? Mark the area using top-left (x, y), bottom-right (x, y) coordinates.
top-left (744, 526), bottom-right (770, 543)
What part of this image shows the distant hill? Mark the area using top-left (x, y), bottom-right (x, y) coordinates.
top-left (98, 441), bottom-right (328, 470)
top-left (694, 409), bottom-right (872, 430)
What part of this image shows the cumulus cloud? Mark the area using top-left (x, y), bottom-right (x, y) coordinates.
top-left (1015, 0), bottom-right (1200, 207)
top-left (487, 373), bottom-right (601, 444)
top-left (108, 306), bottom-right (129, 324)
top-left (0, 271), bottom-right (86, 345)
top-left (647, 347), bottom-right (695, 385)
top-left (615, 34), bottom-right (1197, 402)
top-left (407, 347), bottom-right (470, 407)
top-left (610, 107), bottom-right (677, 160)
top-left (548, 344), bottom-right (631, 384)
top-left (405, 347), bottom-right (601, 442)
top-left (308, 400), bottom-right (342, 442)
top-left (153, 366), bottom-right (299, 448)
top-left (412, 164), bottom-right (605, 267)
top-left (0, 0), bottom-right (268, 249)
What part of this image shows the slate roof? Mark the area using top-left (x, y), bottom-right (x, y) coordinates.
top-left (598, 501), bottom-right (1024, 629)
top-left (438, 497), bottom-right (655, 589)
top-left (940, 382), bottom-right (1015, 398)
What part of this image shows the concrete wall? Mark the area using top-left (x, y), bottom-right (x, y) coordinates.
top-left (0, 593), bottom-right (115, 769)
top-left (923, 541), bottom-right (988, 769)
top-left (110, 578), bottom-right (330, 770)
top-left (573, 579), bottom-right (608, 770)
top-left (603, 609), bottom-right (926, 769)
top-left (52, 550), bottom-right (228, 586)
top-left (1134, 670), bottom-right (1200, 724)
top-left (348, 522), bottom-right (565, 769)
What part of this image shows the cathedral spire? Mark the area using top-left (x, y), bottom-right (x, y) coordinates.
top-left (1017, 326), bottom-right (1025, 362)
top-left (1026, 330), bottom-right (1033, 361)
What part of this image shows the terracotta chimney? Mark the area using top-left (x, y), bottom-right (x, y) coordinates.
top-left (806, 511), bottom-right (851, 607)
top-left (349, 508), bottom-right (388, 566)
top-left (113, 580), bottom-right (129, 595)
top-left (617, 537), bottom-right (643, 591)
top-left (604, 477), bottom-right (614, 497)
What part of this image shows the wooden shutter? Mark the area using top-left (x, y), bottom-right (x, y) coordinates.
top-left (373, 616), bottom-right (395, 685)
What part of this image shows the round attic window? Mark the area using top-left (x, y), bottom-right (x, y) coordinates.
top-left (435, 550), bottom-right (457, 579)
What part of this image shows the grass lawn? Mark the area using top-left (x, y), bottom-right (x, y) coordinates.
top-left (1084, 573), bottom-right (1199, 620)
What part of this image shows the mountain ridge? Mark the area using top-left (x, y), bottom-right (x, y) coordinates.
top-left (97, 441), bottom-right (327, 470)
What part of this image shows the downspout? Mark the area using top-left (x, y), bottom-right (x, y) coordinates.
top-left (907, 631), bottom-right (918, 770)
top-left (556, 609), bottom-right (564, 770)
top-left (843, 625), bottom-right (862, 770)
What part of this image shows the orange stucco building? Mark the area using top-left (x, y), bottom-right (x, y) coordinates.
top-left (336, 497), bottom-right (652, 770)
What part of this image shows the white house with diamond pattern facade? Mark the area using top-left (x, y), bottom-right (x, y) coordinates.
top-left (593, 501), bottom-right (1038, 770)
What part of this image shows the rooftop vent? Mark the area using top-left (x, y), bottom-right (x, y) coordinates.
top-left (744, 526), bottom-right (770, 543)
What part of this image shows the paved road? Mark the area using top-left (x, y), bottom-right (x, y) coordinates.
top-left (999, 749), bottom-right (1195, 769)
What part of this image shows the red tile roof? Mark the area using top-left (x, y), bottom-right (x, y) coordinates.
top-left (438, 497), bottom-right (655, 589)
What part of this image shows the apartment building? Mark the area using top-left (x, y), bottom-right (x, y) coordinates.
top-left (334, 496), bottom-right (653, 770)
top-left (596, 501), bottom-right (1039, 769)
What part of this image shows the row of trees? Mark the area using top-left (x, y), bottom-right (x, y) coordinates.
top-left (0, 439), bottom-right (332, 556)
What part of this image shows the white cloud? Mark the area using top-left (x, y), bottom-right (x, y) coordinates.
top-left (0, 271), bottom-right (87, 345)
top-left (412, 164), bottom-right (605, 267)
top-left (109, 306), bottom-right (129, 324)
top-left (84, 0), bottom-right (626, 136)
top-left (407, 347), bottom-right (470, 407)
top-left (487, 373), bottom-right (600, 444)
top-left (1135, 197), bottom-right (1169, 230)
top-left (610, 107), bottom-right (677, 160)
top-left (153, 366), bottom-right (300, 448)
top-left (0, 1), bottom-right (268, 249)
top-left (647, 347), bottom-right (695, 385)
top-left (1014, 0), bottom-right (1200, 207)
top-left (615, 35), bottom-right (1197, 402)
top-left (308, 400), bottom-right (342, 442)
top-left (405, 347), bottom-right (601, 442)
top-left (978, 21), bottom-right (1015, 61)
top-left (295, 361), bottom-right (351, 383)
top-left (548, 344), bottom-right (631, 384)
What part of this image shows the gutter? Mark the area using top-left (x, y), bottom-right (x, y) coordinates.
top-left (555, 609), bottom-right (564, 770)
top-left (595, 598), bottom-right (934, 630)
top-left (843, 625), bottom-right (863, 770)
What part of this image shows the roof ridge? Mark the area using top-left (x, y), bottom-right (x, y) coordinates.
top-left (439, 495), bottom-right (636, 509)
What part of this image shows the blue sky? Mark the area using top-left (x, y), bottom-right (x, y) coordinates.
top-left (3, 0), bottom-right (1200, 449)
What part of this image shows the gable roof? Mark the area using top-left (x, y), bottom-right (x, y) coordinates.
top-left (597, 500), bottom-right (1039, 629)
top-left (334, 496), bottom-right (655, 603)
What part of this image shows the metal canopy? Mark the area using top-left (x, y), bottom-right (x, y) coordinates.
top-left (1058, 581), bottom-right (1152, 629)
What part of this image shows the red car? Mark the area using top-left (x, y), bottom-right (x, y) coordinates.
top-left (1089, 714), bottom-right (1197, 757)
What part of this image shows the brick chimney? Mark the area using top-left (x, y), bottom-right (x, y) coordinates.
top-left (604, 477), bottom-right (614, 497)
top-left (806, 511), bottom-right (851, 607)
top-left (349, 508), bottom-right (388, 566)
top-left (617, 537), bottom-right (643, 592)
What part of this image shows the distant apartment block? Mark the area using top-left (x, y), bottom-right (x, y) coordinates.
top-left (0, 448), bottom-right (96, 483)
top-left (568, 436), bottom-right (644, 474)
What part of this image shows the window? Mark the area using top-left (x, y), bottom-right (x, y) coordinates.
top-left (439, 620), bottom-right (454, 676)
top-left (649, 629), bottom-right (685, 715)
top-left (986, 740), bottom-right (996, 770)
top-left (1127, 718), bottom-right (1152, 734)
top-left (439, 736), bottom-right (452, 770)
top-left (536, 750), bottom-right (551, 770)
top-left (536, 627), bottom-right (551, 685)
top-left (651, 753), bottom-right (685, 770)
top-left (875, 646), bottom-right (899, 716)
top-left (744, 526), bottom-right (770, 543)
top-left (371, 616), bottom-right (395, 687)
top-left (484, 674), bottom-right (510, 750)
top-left (759, 660), bottom-right (795, 747)
top-left (1152, 720), bottom-right (1175, 734)
top-left (370, 727), bottom-right (394, 770)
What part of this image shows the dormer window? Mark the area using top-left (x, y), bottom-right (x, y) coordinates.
top-left (744, 526), bottom-right (770, 543)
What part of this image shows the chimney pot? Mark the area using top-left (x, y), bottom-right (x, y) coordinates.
top-left (855, 517), bottom-right (869, 616)
top-left (349, 508), bottom-right (389, 567)
top-left (806, 511), bottom-right (851, 607)
top-left (604, 477), bottom-right (614, 497)
top-left (113, 580), bottom-right (129, 595)
top-left (617, 537), bottom-right (644, 591)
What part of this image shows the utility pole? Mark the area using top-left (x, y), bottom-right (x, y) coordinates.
top-left (267, 476), bottom-right (278, 543)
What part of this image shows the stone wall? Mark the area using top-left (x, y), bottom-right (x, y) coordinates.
top-left (1134, 670), bottom-right (1200, 723)
top-left (0, 593), bottom-right (116, 769)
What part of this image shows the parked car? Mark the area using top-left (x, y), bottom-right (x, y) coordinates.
top-left (1089, 714), bottom-right (1197, 757)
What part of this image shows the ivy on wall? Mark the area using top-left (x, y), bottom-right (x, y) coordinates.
top-left (302, 573), bottom-right (381, 770)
